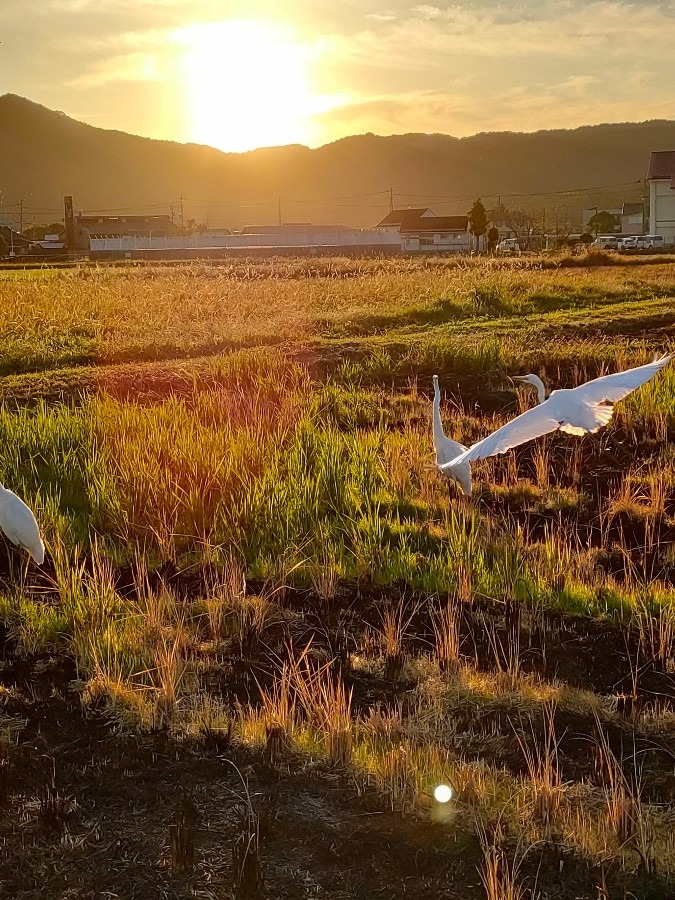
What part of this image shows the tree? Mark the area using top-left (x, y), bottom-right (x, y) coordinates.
top-left (489, 203), bottom-right (537, 247)
top-left (580, 232), bottom-right (593, 246)
top-left (468, 199), bottom-right (488, 251)
top-left (23, 222), bottom-right (63, 241)
top-left (0, 235), bottom-right (7, 259)
top-left (587, 210), bottom-right (616, 236)
top-left (487, 226), bottom-right (499, 253)
top-left (179, 218), bottom-right (208, 236)
top-left (489, 203), bottom-right (538, 248)
top-left (550, 206), bottom-right (574, 244)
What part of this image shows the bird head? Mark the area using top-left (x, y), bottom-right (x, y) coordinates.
top-left (432, 374), bottom-right (440, 391)
top-left (513, 373), bottom-right (547, 404)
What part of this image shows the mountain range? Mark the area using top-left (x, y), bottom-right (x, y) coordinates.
top-left (1, 94), bottom-right (674, 230)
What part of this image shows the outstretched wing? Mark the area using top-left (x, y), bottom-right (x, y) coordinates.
top-left (439, 402), bottom-right (562, 469)
top-left (574, 355), bottom-right (671, 404)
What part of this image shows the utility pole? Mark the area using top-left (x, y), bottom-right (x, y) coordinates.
top-left (180, 194), bottom-right (184, 231)
top-left (278, 197), bottom-right (282, 226)
top-left (542, 207), bottom-right (546, 249)
top-left (17, 198), bottom-right (24, 235)
top-left (389, 186), bottom-right (394, 213)
top-left (64, 195), bottom-right (75, 256)
top-left (170, 203), bottom-right (175, 224)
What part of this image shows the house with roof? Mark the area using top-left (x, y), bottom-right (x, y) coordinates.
top-left (376, 208), bottom-right (437, 233)
top-left (647, 151), bottom-right (675, 244)
top-left (399, 215), bottom-right (471, 253)
top-left (376, 208), bottom-right (471, 252)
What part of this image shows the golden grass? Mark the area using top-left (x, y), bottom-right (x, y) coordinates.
top-left (0, 262), bottom-right (672, 376)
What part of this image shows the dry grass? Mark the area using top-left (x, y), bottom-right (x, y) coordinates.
top-left (431, 594), bottom-right (462, 672)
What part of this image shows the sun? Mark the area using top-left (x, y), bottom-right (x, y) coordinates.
top-left (178, 19), bottom-right (328, 153)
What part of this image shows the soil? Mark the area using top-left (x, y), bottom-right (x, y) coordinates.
top-left (2, 573), bottom-right (675, 900)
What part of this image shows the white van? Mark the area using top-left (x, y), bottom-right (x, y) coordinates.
top-left (591, 235), bottom-right (618, 250)
top-left (637, 235), bottom-right (665, 250)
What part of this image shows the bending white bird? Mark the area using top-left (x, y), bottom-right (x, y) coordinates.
top-left (0, 483), bottom-right (45, 565)
top-left (440, 355), bottom-right (671, 476)
top-left (432, 375), bottom-right (472, 496)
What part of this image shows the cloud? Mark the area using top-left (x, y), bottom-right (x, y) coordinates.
top-left (66, 51), bottom-right (164, 87)
top-left (314, 0), bottom-right (675, 139)
top-left (410, 5), bottom-right (443, 19)
top-left (365, 11), bottom-right (397, 21)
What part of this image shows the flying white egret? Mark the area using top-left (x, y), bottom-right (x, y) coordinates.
top-left (440, 355), bottom-right (671, 476)
top-left (0, 483), bottom-right (45, 565)
top-left (432, 375), bottom-right (472, 496)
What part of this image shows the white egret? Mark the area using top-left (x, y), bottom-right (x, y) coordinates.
top-left (432, 375), bottom-right (472, 496)
top-left (440, 355), bottom-right (671, 475)
top-left (0, 483), bottom-right (45, 565)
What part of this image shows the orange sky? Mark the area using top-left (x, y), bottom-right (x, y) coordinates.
top-left (2, 1), bottom-right (674, 152)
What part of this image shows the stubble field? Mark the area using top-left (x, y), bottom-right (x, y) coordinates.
top-left (0, 254), bottom-right (674, 899)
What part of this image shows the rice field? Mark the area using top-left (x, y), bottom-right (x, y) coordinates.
top-left (0, 255), bottom-right (674, 899)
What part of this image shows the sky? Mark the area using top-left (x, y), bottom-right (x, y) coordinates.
top-left (1, 0), bottom-right (675, 153)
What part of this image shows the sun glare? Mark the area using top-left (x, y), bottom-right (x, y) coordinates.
top-left (178, 20), bottom-right (330, 153)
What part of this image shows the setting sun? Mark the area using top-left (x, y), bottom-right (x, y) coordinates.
top-left (178, 19), bottom-right (333, 153)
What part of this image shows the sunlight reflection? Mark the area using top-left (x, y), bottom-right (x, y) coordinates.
top-left (434, 784), bottom-right (453, 803)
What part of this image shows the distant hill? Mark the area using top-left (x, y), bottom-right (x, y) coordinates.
top-left (1, 94), bottom-right (674, 230)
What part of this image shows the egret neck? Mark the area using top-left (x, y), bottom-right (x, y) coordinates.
top-left (432, 376), bottom-right (445, 447)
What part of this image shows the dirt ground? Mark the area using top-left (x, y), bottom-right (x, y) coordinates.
top-left (1, 587), bottom-right (675, 900)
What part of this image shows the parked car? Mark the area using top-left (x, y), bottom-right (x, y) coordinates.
top-left (590, 235), bottom-right (619, 250)
top-left (496, 238), bottom-right (521, 253)
top-left (618, 236), bottom-right (639, 250)
top-left (637, 235), bottom-right (665, 250)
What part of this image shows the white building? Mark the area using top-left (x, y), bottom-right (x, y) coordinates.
top-left (376, 209), bottom-right (471, 252)
top-left (399, 215), bottom-right (471, 253)
top-left (88, 223), bottom-right (401, 255)
top-left (647, 151), bottom-right (675, 245)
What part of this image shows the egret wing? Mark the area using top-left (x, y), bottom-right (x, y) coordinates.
top-left (439, 402), bottom-right (562, 469)
top-left (573, 355), bottom-right (671, 404)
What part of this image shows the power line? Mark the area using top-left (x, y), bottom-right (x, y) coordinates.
top-left (286, 190), bottom-right (390, 204)
top-left (7, 177), bottom-right (645, 227)
top-left (396, 179), bottom-right (642, 203)
top-left (181, 190), bottom-right (391, 207)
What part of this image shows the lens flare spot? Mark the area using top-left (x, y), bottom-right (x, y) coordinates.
top-left (434, 784), bottom-right (453, 803)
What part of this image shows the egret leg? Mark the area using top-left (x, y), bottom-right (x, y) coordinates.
top-left (5, 542), bottom-right (15, 585)
top-left (21, 551), bottom-right (31, 585)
